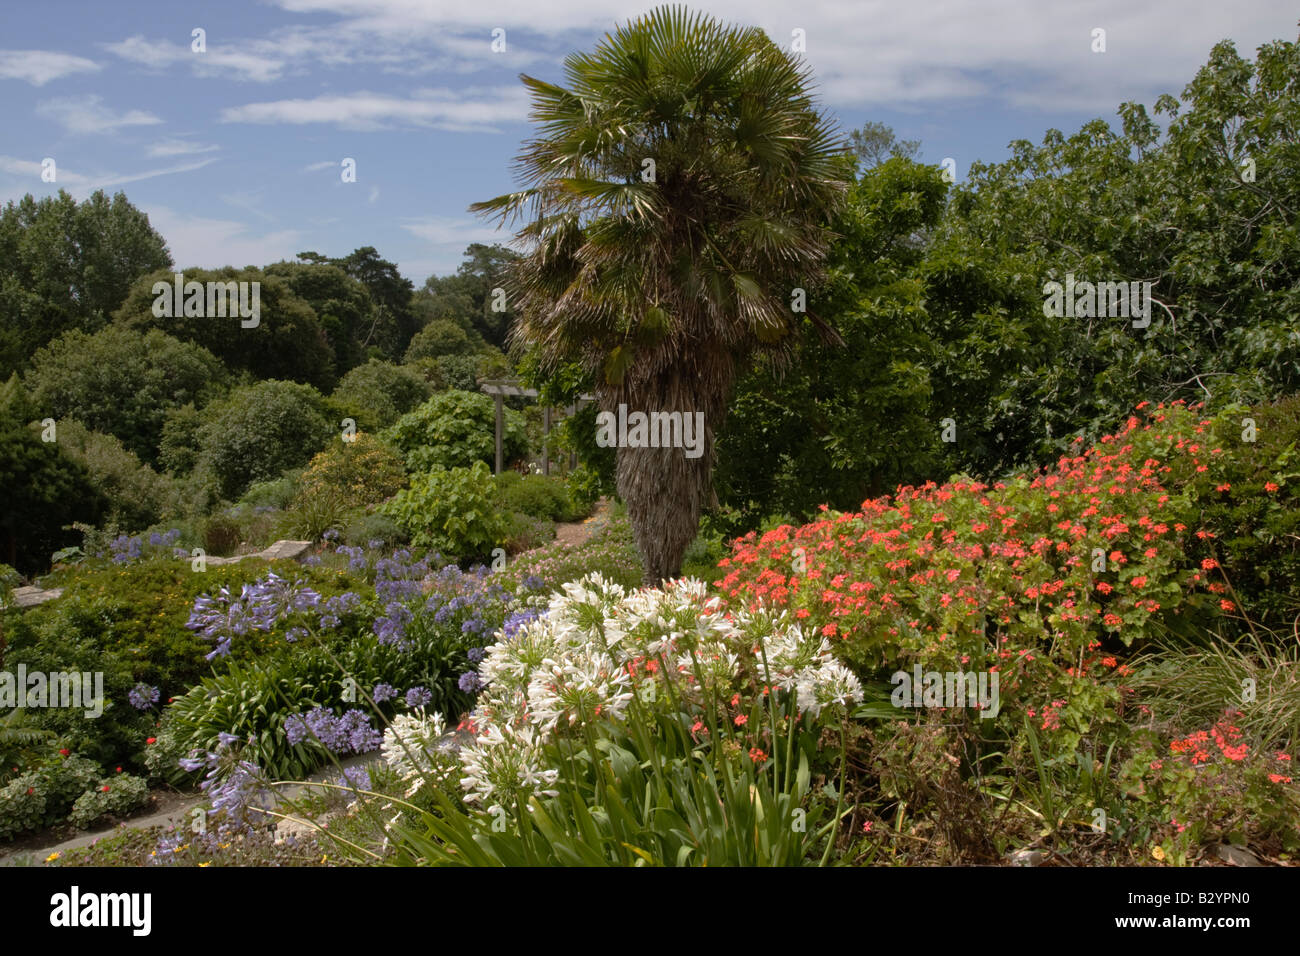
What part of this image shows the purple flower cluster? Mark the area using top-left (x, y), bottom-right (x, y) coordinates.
top-left (457, 672), bottom-right (482, 694)
top-left (176, 736), bottom-right (274, 838)
top-left (107, 529), bottom-right (183, 565)
top-left (405, 686), bottom-right (432, 708)
top-left (128, 682), bottom-right (160, 710)
top-left (187, 572), bottom-right (322, 659)
top-left (283, 707), bottom-right (382, 755)
top-left (373, 602), bottom-right (413, 648)
top-left (319, 590), bottom-right (362, 629)
top-left (372, 683), bottom-right (397, 703)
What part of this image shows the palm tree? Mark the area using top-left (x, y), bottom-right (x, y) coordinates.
top-left (472, 5), bottom-right (849, 583)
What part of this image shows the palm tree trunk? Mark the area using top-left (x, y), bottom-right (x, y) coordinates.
top-left (606, 351), bottom-right (733, 585)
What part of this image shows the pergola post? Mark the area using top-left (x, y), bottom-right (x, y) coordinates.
top-left (494, 392), bottom-right (504, 475)
top-left (542, 406), bottom-right (552, 476)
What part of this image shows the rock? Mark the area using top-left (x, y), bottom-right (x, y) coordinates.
top-left (1215, 844), bottom-right (1263, 867)
top-left (11, 586), bottom-right (62, 608)
top-left (258, 540), bottom-right (312, 561)
top-left (1009, 849), bottom-right (1046, 867)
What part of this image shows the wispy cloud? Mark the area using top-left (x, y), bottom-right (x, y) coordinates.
top-left (104, 35), bottom-right (286, 83)
top-left (0, 155), bottom-right (216, 198)
top-left (145, 137), bottom-right (220, 158)
top-left (302, 160), bottom-right (337, 172)
top-left (400, 215), bottom-right (505, 246)
top-left (220, 87), bottom-right (529, 131)
top-left (35, 94), bottom-right (162, 134)
top-left (0, 49), bottom-right (100, 86)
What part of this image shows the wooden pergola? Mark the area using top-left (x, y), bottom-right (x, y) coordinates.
top-left (479, 379), bottom-right (594, 476)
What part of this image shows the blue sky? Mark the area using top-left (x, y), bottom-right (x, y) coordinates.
top-left (1, 0), bottom-right (1295, 285)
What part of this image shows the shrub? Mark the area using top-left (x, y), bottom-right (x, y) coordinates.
top-left (343, 512), bottom-right (408, 549)
top-left (68, 773), bottom-right (150, 829)
top-left (238, 473), bottom-right (302, 510)
top-left (500, 511), bottom-right (554, 553)
top-left (383, 390), bottom-right (527, 473)
top-left (202, 514), bottom-right (243, 556)
top-left (331, 360), bottom-right (432, 431)
top-left (0, 754), bottom-right (102, 840)
top-left (26, 326), bottom-right (223, 464)
top-left (0, 377), bottom-right (106, 575)
top-left (716, 403), bottom-right (1231, 760)
top-left (379, 463), bottom-right (507, 562)
top-left (50, 422), bottom-right (178, 531)
top-left (403, 319), bottom-right (474, 362)
top-left (296, 432), bottom-right (407, 511)
top-left (190, 380), bottom-right (335, 499)
top-left (495, 472), bottom-right (585, 523)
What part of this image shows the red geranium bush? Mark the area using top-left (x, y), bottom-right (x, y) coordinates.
top-left (716, 403), bottom-right (1229, 752)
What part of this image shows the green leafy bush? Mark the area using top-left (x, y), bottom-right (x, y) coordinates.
top-left (383, 390), bottom-right (527, 473)
top-left (379, 463), bottom-right (507, 562)
top-left (52, 422), bottom-right (178, 532)
top-left (331, 359), bottom-right (432, 431)
top-left (403, 319), bottom-right (474, 361)
top-left (189, 380), bottom-right (336, 499)
top-left (68, 772), bottom-right (150, 829)
top-left (26, 326), bottom-right (224, 464)
top-left (295, 432), bottom-right (407, 511)
top-left (0, 754), bottom-right (101, 841)
top-left (495, 471), bottom-right (586, 523)
top-left (343, 512), bottom-right (408, 549)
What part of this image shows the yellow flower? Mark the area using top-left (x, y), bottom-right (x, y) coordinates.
top-left (1151, 845), bottom-right (1166, 861)
top-left (45, 851), bottom-right (61, 862)
top-left (199, 861), bottom-right (211, 867)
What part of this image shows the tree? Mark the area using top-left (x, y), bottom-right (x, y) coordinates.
top-left (115, 267), bottom-right (336, 392)
top-left (331, 359), bottom-right (432, 431)
top-left (26, 326), bottom-right (223, 464)
top-left (0, 376), bottom-right (104, 573)
top-left (714, 157), bottom-right (949, 529)
top-left (0, 190), bottom-right (170, 378)
top-left (264, 261), bottom-right (374, 376)
top-left (847, 120), bottom-right (920, 170)
top-left (404, 319), bottom-right (475, 362)
top-left (301, 247), bottom-right (417, 359)
top-left (186, 380), bottom-right (336, 500)
top-left (473, 6), bottom-right (849, 582)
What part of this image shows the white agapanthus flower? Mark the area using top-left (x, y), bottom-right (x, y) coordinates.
top-left (794, 660), bottom-right (864, 719)
top-left (381, 710), bottom-right (453, 797)
top-left (458, 721), bottom-right (559, 816)
top-left (526, 649), bottom-right (634, 733)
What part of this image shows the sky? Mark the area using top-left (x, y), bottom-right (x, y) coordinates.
top-left (1, 0), bottom-right (1296, 285)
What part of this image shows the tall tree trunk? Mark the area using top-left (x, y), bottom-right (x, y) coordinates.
top-left (606, 349), bottom-right (733, 586)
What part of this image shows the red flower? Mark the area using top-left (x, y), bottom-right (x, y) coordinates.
top-left (1264, 482), bottom-right (1280, 493)
top-left (146, 737), bottom-right (157, 745)
top-left (734, 714), bottom-right (748, 727)
top-left (101, 785), bottom-right (110, 792)
top-left (59, 748), bottom-right (70, 757)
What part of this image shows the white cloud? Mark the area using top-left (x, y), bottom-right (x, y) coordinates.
top-left (368, 185), bottom-right (380, 203)
top-left (400, 216), bottom-right (506, 246)
top-left (264, 0), bottom-right (1299, 114)
top-left (302, 160), bottom-right (337, 172)
top-left (146, 138), bottom-right (220, 158)
top-left (104, 35), bottom-right (286, 83)
top-left (220, 87), bottom-right (529, 131)
top-left (35, 95), bottom-right (163, 134)
top-left (141, 204), bottom-right (307, 270)
top-left (0, 156), bottom-right (214, 202)
top-left (0, 49), bottom-right (100, 86)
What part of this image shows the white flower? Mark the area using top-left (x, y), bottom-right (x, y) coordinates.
top-left (795, 661), bottom-right (863, 718)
